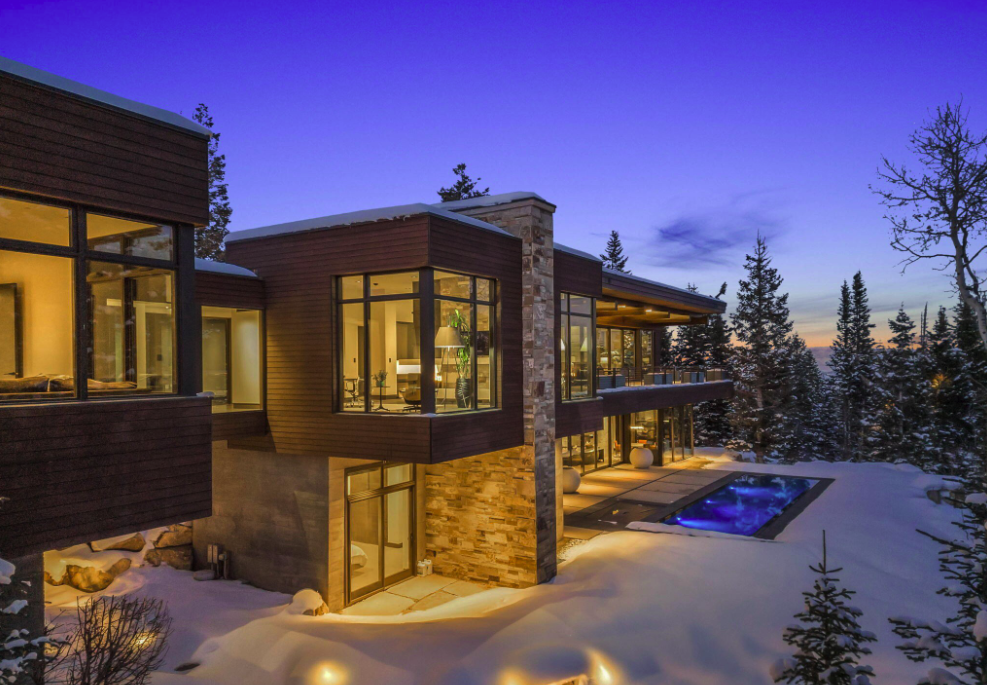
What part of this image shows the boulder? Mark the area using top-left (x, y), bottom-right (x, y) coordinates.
top-left (45, 558), bottom-right (132, 593)
top-left (287, 589), bottom-right (330, 617)
top-left (144, 545), bottom-right (193, 571)
top-left (90, 532), bottom-right (146, 553)
top-left (153, 524), bottom-right (192, 549)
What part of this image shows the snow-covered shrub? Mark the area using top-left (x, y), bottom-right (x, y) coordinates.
top-left (772, 532), bottom-right (876, 685)
top-left (889, 468), bottom-right (987, 684)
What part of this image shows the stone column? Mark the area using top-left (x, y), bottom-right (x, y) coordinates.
top-left (454, 197), bottom-right (558, 583)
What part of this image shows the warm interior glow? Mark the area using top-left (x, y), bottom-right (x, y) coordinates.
top-left (202, 306), bottom-right (263, 413)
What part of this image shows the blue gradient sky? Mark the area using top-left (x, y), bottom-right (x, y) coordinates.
top-left (4, 0), bottom-right (986, 345)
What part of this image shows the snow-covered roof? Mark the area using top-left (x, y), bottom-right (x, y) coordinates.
top-left (194, 258), bottom-right (259, 278)
top-left (556, 242), bottom-right (601, 262)
top-left (0, 56), bottom-right (210, 139)
top-left (431, 191), bottom-right (555, 212)
top-left (226, 203), bottom-right (514, 244)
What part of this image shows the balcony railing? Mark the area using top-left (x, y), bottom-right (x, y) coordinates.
top-left (596, 366), bottom-right (731, 389)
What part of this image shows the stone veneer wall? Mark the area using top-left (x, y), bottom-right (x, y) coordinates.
top-left (425, 198), bottom-right (558, 587)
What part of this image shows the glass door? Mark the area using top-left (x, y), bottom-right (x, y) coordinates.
top-left (346, 463), bottom-right (415, 603)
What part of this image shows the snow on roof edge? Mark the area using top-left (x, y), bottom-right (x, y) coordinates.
top-left (556, 242), bottom-right (600, 262)
top-left (431, 191), bottom-right (554, 211)
top-left (0, 56), bottom-right (210, 139)
top-left (194, 258), bottom-right (259, 278)
top-left (227, 203), bottom-right (515, 244)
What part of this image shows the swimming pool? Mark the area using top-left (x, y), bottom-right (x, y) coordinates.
top-left (663, 474), bottom-right (819, 536)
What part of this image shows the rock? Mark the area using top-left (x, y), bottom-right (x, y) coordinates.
top-left (45, 558), bottom-right (132, 593)
top-left (153, 524), bottom-right (192, 549)
top-left (287, 589), bottom-right (330, 616)
top-left (144, 545), bottom-right (193, 571)
top-left (90, 532), bottom-right (146, 553)
top-left (193, 569), bottom-right (216, 581)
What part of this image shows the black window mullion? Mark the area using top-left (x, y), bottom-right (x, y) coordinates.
top-left (74, 210), bottom-right (89, 401)
top-left (420, 269), bottom-right (435, 414)
top-left (471, 281), bottom-right (478, 410)
top-left (363, 299), bottom-right (371, 412)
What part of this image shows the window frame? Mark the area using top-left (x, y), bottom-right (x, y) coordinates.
top-left (0, 190), bottom-right (186, 404)
top-left (560, 292), bottom-right (596, 401)
top-left (335, 268), bottom-right (500, 415)
top-left (200, 305), bottom-right (266, 413)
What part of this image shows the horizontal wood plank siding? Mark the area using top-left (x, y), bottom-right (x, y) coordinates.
top-left (0, 397), bottom-right (212, 557)
top-left (195, 272), bottom-right (265, 310)
top-left (555, 250), bottom-right (602, 299)
top-left (211, 411), bottom-right (268, 442)
top-left (0, 73), bottom-right (208, 226)
top-left (557, 399), bottom-right (604, 439)
top-left (427, 217), bottom-right (524, 461)
top-left (226, 218), bottom-right (433, 461)
top-left (600, 381), bottom-right (734, 417)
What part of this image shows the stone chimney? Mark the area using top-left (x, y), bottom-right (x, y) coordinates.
top-left (450, 194), bottom-right (558, 583)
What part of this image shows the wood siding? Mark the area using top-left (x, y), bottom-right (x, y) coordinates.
top-left (555, 249), bottom-right (604, 438)
top-left (211, 411), bottom-right (268, 442)
top-left (195, 272), bottom-right (265, 310)
top-left (600, 380), bottom-right (734, 417)
top-left (0, 73), bottom-right (209, 226)
top-left (0, 397), bottom-right (212, 557)
top-left (225, 215), bottom-right (524, 464)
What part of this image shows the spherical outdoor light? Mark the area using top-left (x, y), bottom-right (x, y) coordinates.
top-left (561, 466), bottom-right (581, 494)
top-left (629, 446), bottom-right (654, 469)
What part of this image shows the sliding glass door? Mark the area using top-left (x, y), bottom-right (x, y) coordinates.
top-left (345, 463), bottom-right (415, 603)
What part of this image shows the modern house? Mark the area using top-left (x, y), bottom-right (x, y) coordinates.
top-left (0, 58), bottom-right (732, 618)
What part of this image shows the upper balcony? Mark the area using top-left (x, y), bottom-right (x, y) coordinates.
top-left (0, 58), bottom-right (212, 557)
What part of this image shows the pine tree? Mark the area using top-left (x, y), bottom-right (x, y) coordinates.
top-left (600, 230), bottom-right (630, 273)
top-left (772, 531), bottom-right (876, 685)
top-left (828, 274), bottom-right (878, 461)
top-left (730, 235), bottom-right (794, 461)
top-left (673, 284), bottom-right (712, 366)
top-left (870, 307), bottom-right (933, 468)
top-left (889, 454), bottom-right (987, 685)
top-left (192, 104), bottom-right (232, 261)
top-left (777, 335), bottom-right (833, 463)
top-left (655, 325), bottom-right (674, 367)
top-left (437, 163), bottom-right (490, 202)
top-left (681, 283), bottom-right (734, 446)
top-left (956, 302), bottom-right (987, 464)
top-left (928, 307), bottom-right (972, 474)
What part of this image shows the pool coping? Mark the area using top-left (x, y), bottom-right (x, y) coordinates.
top-left (649, 473), bottom-right (834, 540)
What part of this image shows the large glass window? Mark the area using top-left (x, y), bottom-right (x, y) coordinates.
top-left (88, 262), bottom-right (175, 395)
top-left (0, 194), bottom-right (182, 403)
top-left (338, 269), bottom-right (498, 414)
top-left (0, 250), bottom-right (75, 400)
top-left (434, 271), bottom-right (496, 413)
top-left (560, 293), bottom-right (594, 400)
top-left (339, 272), bottom-right (422, 412)
top-left (202, 306), bottom-right (263, 413)
top-left (87, 214), bottom-right (173, 261)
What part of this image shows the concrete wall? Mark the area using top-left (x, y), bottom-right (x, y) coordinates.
top-left (193, 443), bottom-right (331, 598)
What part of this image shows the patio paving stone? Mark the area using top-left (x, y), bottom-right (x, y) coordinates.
top-left (388, 574), bottom-right (457, 600)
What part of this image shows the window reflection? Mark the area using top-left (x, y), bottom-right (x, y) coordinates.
top-left (87, 214), bottom-right (173, 260)
top-left (0, 196), bottom-right (70, 246)
top-left (560, 293), bottom-right (594, 400)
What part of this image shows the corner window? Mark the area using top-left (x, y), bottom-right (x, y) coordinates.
top-left (202, 306), bottom-right (264, 413)
top-left (339, 271), bottom-right (422, 412)
top-left (87, 214), bottom-right (173, 261)
top-left (560, 293), bottom-right (594, 400)
top-left (434, 271), bottom-right (496, 412)
top-left (337, 269), bottom-right (498, 414)
top-left (0, 250), bottom-right (75, 400)
top-left (87, 261), bottom-right (175, 395)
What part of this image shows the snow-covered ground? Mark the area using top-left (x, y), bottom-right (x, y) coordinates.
top-left (53, 459), bottom-right (958, 684)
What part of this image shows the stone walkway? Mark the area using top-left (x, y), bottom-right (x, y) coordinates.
top-left (563, 457), bottom-right (733, 534)
top-left (340, 574), bottom-right (487, 616)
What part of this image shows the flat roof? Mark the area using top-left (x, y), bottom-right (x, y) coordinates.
top-left (555, 242), bottom-right (600, 262)
top-left (602, 267), bottom-right (726, 314)
top-left (227, 202), bottom-right (515, 244)
top-left (194, 258), bottom-right (260, 278)
top-left (0, 56), bottom-right (210, 139)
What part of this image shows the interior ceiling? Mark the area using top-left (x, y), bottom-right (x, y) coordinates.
top-left (596, 298), bottom-right (706, 327)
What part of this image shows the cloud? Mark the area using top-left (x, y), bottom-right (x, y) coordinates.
top-left (643, 192), bottom-right (788, 269)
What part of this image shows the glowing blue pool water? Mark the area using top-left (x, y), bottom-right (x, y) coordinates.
top-left (664, 474), bottom-right (818, 536)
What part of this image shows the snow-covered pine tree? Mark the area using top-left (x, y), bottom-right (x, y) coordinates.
top-left (828, 274), bottom-right (878, 462)
top-left (772, 531), bottom-right (876, 685)
top-left (730, 235), bottom-right (794, 461)
top-left (955, 302), bottom-right (987, 465)
top-left (437, 163), bottom-right (490, 202)
top-left (655, 325), bottom-right (674, 367)
top-left (696, 283), bottom-right (734, 446)
top-left (889, 453), bottom-right (987, 685)
top-left (928, 307), bottom-right (972, 474)
top-left (870, 307), bottom-right (933, 468)
top-left (600, 230), bottom-right (630, 273)
top-left (777, 335), bottom-right (833, 463)
top-left (192, 104), bottom-right (232, 261)
top-left (673, 284), bottom-right (712, 366)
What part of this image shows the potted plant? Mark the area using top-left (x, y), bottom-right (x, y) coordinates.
top-left (449, 309), bottom-right (473, 408)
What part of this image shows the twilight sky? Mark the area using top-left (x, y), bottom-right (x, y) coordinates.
top-left (4, 0), bottom-right (987, 346)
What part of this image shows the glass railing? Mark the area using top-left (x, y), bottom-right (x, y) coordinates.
top-left (596, 367), bottom-right (731, 389)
